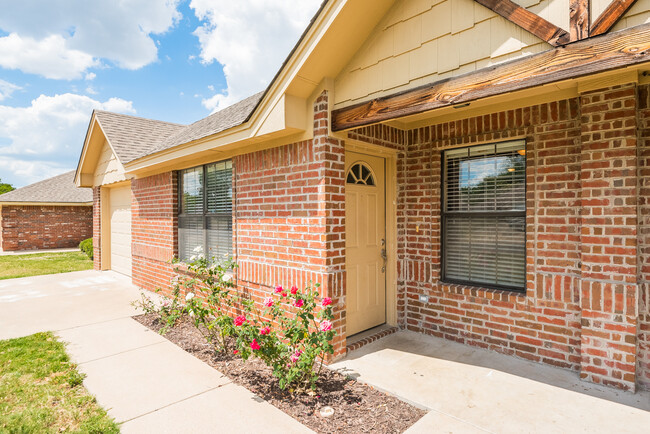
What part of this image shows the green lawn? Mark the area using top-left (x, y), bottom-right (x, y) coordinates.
top-left (0, 251), bottom-right (93, 280)
top-left (0, 332), bottom-right (119, 433)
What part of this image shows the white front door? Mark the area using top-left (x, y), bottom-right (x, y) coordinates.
top-left (345, 152), bottom-right (386, 336)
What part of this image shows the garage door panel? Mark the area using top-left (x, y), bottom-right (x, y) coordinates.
top-left (109, 186), bottom-right (132, 277)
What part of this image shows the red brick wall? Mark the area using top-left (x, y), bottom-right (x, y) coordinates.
top-left (579, 84), bottom-right (639, 390)
top-left (638, 84), bottom-right (650, 390)
top-left (235, 90), bottom-right (347, 356)
top-left (351, 85), bottom-right (647, 391)
top-left (0, 204), bottom-right (92, 251)
top-left (402, 98), bottom-right (584, 371)
top-left (131, 172), bottom-right (177, 293)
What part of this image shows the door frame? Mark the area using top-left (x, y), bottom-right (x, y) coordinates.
top-left (345, 139), bottom-right (398, 328)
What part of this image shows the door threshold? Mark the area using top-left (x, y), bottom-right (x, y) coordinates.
top-left (346, 324), bottom-right (399, 354)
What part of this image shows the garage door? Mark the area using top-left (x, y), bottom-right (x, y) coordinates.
top-left (109, 186), bottom-right (132, 276)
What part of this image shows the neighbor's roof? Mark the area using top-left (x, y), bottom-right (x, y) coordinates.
top-left (0, 171), bottom-right (93, 204)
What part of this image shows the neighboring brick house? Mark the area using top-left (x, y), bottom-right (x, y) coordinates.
top-left (0, 171), bottom-right (93, 251)
top-left (75, 0), bottom-right (650, 392)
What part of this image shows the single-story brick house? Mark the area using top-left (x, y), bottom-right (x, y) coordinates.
top-left (0, 171), bottom-right (93, 251)
top-left (75, 0), bottom-right (650, 392)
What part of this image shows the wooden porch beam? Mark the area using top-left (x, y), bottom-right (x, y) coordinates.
top-left (331, 23), bottom-right (650, 132)
top-left (473, 0), bottom-right (570, 46)
top-left (591, 0), bottom-right (638, 37)
top-left (569, 0), bottom-right (589, 41)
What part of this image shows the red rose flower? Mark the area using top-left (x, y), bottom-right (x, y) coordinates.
top-left (290, 285), bottom-right (299, 295)
top-left (234, 315), bottom-right (246, 326)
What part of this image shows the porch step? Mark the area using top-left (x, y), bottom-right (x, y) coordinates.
top-left (346, 325), bottom-right (399, 354)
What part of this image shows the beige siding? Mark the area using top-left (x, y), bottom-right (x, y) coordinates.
top-left (612, 0), bottom-right (650, 31)
top-left (333, 0), bottom-right (650, 109)
top-left (94, 139), bottom-right (127, 186)
top-left (334, 0), bottom-right (551, 108)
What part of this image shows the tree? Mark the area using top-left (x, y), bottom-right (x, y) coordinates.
top-left (0, 178), bottom-right (15, 195)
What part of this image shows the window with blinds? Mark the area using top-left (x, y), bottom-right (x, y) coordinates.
top-left (442, 141), bottom-right (526, 291)
top-left (178, 160), bottom-right (233, 263)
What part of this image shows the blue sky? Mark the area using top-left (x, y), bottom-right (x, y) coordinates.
top-left (0, 0), bottom-right (321, 188)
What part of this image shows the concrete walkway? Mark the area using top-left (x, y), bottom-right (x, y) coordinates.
top-left (0, 270), bottom-right (310, 433)
top-left (331, 331), bottom-right (650, 434)
top-left (0, 247), bottom-right (79, 256)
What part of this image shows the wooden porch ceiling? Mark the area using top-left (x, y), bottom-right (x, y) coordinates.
top-left (331, 22), bottom-right (650, 132)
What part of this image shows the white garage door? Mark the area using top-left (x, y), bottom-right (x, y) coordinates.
top-left (109, 186), bottom-right (132, 276)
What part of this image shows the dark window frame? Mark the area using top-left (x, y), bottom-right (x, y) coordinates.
top-left (440, 141), bottom-right (527, 293)
top-left (177, 160), bottom-right (233, 262)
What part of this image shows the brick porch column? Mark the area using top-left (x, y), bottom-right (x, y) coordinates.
top-left (579, 84), bottom-right (639, 391)
top-left (313, 90), bottom-right (347, 358)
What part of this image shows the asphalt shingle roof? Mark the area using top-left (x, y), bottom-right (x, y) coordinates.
top-left (137, 92), bottom-right (264, 159)
top-left (94, 111), bottom-right (185, 163)
top-left (93, 92), bottom-right (264, 164)
top-left (0, 171), bottom-right (92, 204)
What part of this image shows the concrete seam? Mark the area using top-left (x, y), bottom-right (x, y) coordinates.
top-left (117, 381), bottom-right (234, 425)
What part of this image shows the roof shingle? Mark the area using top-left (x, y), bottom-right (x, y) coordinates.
top-left (94, 111), bottom-right (184, 163)
top-left (0, 171), bottom-right (92, 204)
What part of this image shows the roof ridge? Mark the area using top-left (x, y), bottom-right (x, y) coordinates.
top-left (94, 110), bottom-right (186, 127)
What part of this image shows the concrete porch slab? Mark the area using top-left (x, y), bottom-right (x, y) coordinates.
top-left (330, 330), bottom-right (650, 434)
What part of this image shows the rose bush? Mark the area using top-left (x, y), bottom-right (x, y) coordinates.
top-left (135, 250), bottom-right (337, 392)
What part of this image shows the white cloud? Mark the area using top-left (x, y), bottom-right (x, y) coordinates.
top-left (0, 79), bottom-right (21, 101)
top-left (0, 0), bottom-right (181, 79)
top-left (0, 93), bottom-right (135, 186)
top-left (85, 72), bottom-right (96, 81)
top-left (0, 33), bottom-right (98, 80)
top-left (189, 0), bottom-right (321, 112)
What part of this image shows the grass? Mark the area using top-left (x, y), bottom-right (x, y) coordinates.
top-left (0, 251), bottom-right (93, 280)
top-left (0, 332), bottom-right (119, 433)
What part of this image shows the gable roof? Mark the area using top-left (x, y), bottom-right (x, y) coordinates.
top-left (0, 171), bottom-right (92, 204)
top-left (94, 111), bottom-right (184, 164)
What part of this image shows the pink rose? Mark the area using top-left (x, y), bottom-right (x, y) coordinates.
top-left (260, 326), bottom-right (271, 335)
top-left (250, 339), bottom-right (261, 350)
top-left (290, 285), bottom-right (299, 295)
top-left (320, 320), bottom-right (333, 332)
top-left (234, 315), bottom-right (246, 326)
top-left (321, 297), bottom-right (332, 307)
top-left (274, 285), bottom-right (283, 294)
top-left (290, 349), bottom-right (302, 363)
top-left (294, 299), bottom-right (304, 308)
top-left (263, 297), bottom-right (274, 307)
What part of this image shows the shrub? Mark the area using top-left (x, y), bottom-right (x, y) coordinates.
top-left (79, 238), bottom-right (93, 260)
top-left (234, 283), bottom-right (336, 392)
top-left (133, 247), bottom-right (337, 393)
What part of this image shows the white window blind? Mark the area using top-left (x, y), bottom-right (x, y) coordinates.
top-left (178, 160), bottom-right (233, 262)
top-left (442, 141), bottom-right (526, 290)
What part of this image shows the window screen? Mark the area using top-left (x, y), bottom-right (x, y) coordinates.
top-left (178, 160), bottom-right (233, 262)
top-left (442, 141), bottom-right (526, 290)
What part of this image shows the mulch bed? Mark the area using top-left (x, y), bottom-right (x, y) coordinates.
top-left (134, 314), bottom-right (425, 433)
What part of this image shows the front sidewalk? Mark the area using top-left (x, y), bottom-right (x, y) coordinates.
top-left (331, 331), bottom-right (650, 433)
top-left (0, 270), bottom-right (311, 433)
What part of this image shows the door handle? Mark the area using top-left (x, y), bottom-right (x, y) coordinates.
top-left (380, 238), bottom-right (387, 273)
